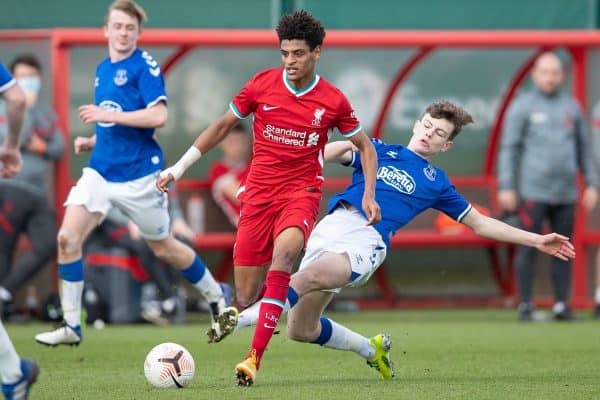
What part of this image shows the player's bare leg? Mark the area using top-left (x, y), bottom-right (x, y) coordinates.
top-left (288, 289), bottom-right (395, 380)
top-left (236, 251), bottom-right (352, 331)
top-left (233, 265), bottom-right (269, 308)
top-left (35, 205), bottom-right (101, 347)
top-left (235, 227), bottom-right (303, 386)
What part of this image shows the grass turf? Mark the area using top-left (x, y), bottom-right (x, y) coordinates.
top-left (7, 309), bottom-right (600, 399)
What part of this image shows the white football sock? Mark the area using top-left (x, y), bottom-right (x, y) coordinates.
top-left (595, 288), bottom-right (600, 304)
top-left (61, 280), bottom-right (84, 327)
top-left (0, 321), bottom-right (21, 384)
top-left (192, 272), bottom-right (223, 305)
top-left (235, 302), bottom-right (261, 332)
top-left (322, 319), bottom-right (374, 360)
top-left (235, 299), bottom-right (292, 332)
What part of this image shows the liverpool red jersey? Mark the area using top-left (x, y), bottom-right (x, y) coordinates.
top-left (230, 68), bottom-right (362, 205)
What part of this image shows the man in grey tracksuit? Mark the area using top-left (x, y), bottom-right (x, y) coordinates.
top-left (498, 52), bottom-right (599, 321)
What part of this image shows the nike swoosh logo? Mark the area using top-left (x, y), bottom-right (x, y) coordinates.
top-left (263, 105), bottom-right (279, 111)
top-left (263, 323), bottom-right (277, 329)
top-left (168, 370), bottom-right (183, 388)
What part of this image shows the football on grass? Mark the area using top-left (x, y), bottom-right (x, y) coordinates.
top-left (144, 342), bottom-right (195, 388)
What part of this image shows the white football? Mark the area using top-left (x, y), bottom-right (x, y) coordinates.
top-left (144, 342), bottom-right (195, 388)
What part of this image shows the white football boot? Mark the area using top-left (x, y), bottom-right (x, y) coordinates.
top-left (35, 321), bottom-right (81, 347)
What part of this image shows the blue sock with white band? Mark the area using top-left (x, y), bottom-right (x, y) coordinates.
top-left (312, 316), bottom-right (374, 359)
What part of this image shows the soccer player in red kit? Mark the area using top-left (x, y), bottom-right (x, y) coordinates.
top-left (157, 10), bottom-right (380, 386)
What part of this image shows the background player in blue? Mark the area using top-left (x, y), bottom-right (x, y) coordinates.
top-left (0, 63), bottom-right (39, 399)
top-left (35, 0), bottom-right (237, 347)
top-left (233, 101), bottom-right (576, 380)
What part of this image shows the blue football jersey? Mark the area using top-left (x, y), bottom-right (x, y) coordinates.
top-left (328, 138), bottom-right (472, 248)
top-left (0, 64), bottom-right (16, 93)
top-left (89, 49), bottom-right (167, 182)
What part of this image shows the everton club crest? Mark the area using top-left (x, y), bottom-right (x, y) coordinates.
top-left (114, 69), bottom-right (128, 86)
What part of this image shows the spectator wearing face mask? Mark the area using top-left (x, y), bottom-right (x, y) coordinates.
top-left (0, 53), bottom-right (65, 319)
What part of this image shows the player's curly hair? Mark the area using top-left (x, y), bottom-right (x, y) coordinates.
top-left (425, 100), bottom-right (474, 139)
top-left (276, 10), bottom-right (326, 51)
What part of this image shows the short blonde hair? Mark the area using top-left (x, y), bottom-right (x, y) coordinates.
top-left (105, 0), bottom-right (147, 27)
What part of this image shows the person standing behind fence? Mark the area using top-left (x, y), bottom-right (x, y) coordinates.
top-left (208, 125), bottom-right (250, 229)
top-left (34, 0), bottom-right (237, 348)
top-left (0, 54), bottom-right (65, 320)
top-left (497, 51), bottom-right (599, 322)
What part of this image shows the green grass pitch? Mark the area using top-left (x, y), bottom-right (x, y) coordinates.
top-left (7, 310), bottom-right (600, 399)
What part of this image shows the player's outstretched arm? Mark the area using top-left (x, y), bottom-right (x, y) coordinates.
top-left (157, 110), bottom-right (240, 193)
top-left (324, 140), bottom-right (353, 164)
top-left (349, 132), bottom-right (380, 225)
top-left (461, 208), bottom-right (575, 260)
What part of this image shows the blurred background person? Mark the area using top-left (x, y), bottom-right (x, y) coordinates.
top-left (0, 53), bottom-right (65, 320)
top-left (208, 125), bottom-right (250, 229)
top-left (497, 51), bottom-right (599, 322)
top-left (589, 99), bottom-right (600, 319)
top-left (83, 183), bottom-right (233, 326)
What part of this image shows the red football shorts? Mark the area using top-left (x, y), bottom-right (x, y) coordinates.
top-left (233, 196), bottom-right (320, 267)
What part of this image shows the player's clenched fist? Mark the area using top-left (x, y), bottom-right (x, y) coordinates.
top-left (79, 104), bottom-right (108, 125)
top-left (156, 170), bottom-right (174, 193)
top-left (156, 146), bottom-right (203, 193)
top-left (363, 198), bottom-right (381, 226)
top-left (73, 136), bottom-right (96, 154)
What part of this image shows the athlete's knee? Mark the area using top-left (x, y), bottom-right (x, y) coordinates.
top-left (147, 238), bottom-right (177, 263)
top-left (57, 229), bottom-right (82, 256)
top-left (292, 269), bottom-right (321, 292)
top-left (235, 284), bottom-right (259, 308)
top-left (149, 243), bottom-right (171, 261)
top-left (286, 324), bottom-right (315, 343)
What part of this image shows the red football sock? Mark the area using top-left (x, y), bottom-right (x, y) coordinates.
top-left (249, 270), bottom-right (290, 369)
